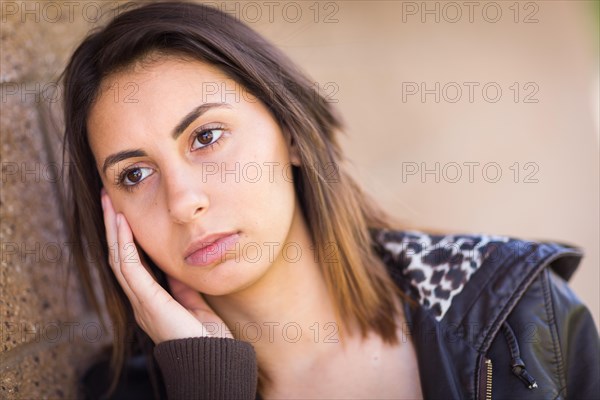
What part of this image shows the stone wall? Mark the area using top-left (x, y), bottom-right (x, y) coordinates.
top-left (1, 2), bottom-right (107, 398)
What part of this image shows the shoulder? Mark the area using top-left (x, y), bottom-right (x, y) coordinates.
top-left (370, 227), bottom-right (585, 321)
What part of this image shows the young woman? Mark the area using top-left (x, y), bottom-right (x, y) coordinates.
top-left (62, 2), bottom-right (599, 399)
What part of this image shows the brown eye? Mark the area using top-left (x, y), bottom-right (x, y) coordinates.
top-left (126, 169), bottom-right (142, 183)
top-left (192, 129), bottom-right (223, 150)
top-left (120, 167), bottom-right (153, 187)
top-left (198, 131), bottom-right (213, 145)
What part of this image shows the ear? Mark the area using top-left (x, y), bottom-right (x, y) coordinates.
top-left (288, 136), bottom-right (301, 167)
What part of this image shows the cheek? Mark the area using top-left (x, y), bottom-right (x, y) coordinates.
top-left (130, 218), bottom-right (158, 250)
top-left (123, 204), bottom-right (172, 264)
top-left (122, 200), bottom-right (157, 235)
top-left (236, 170), bottom-right (296, 237)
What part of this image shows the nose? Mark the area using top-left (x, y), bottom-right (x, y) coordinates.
top-left (164, 164), bottom-right (210, 224)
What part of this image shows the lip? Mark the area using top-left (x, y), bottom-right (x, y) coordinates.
top-left (184, 231), bottom-right (240, 267)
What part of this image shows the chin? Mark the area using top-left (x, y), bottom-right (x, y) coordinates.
top-left (188, 259), bottom-right (268, 297)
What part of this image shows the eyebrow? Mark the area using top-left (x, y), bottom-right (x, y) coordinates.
top-left (102, 149), bottom-right (147, 176)
top-left (172, 102), bottom-right (231, 140)
top-left (101, 102), bottom-right (231, 176)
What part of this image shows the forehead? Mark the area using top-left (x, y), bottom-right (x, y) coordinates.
top-left (86, 56), bottom-right (244, 148)
top-left (90, 55), bottom-right (233, 117)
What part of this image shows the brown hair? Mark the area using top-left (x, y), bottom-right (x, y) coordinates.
top-left (61, 1), bottom-right (413, 397)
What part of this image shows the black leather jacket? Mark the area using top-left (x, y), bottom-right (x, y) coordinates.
top-left (372, 229), bottom-right (600, 400)
top-left (82, 229), bottom-right (600, 399)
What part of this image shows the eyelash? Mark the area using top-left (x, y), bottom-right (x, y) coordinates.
top-left (115, 125), bottom-right (228, 193)
top-left (191, 126), bottom-right (226, 152)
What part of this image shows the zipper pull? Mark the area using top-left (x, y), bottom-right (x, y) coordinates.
top-left (510, 357), bottom-right (538, 389)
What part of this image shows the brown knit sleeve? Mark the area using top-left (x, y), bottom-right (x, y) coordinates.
top-left (153, 337), bottom-right (258, 400)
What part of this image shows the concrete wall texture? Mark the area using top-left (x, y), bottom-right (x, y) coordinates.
top-left (1, 1), bottom-right (598, 398)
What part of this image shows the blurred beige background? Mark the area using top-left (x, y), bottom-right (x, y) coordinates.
top-left (247, 0), bottom-right (599, 329)
top-left (1, 1), bottom-right (598, 398)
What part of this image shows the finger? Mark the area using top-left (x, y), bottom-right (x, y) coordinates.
top-left (101, 190), bottom-right (136, 300)
top-left (101, 189), bottom-right (119, 266)
top-left (167, 275), bottom-right (212, 312)
top-left (116, 213), bottom-right (172, 307)
top-left (167, 276), bottom-right (232, 337)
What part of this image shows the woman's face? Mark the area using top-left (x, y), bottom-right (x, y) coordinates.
top-left (88, 56), bottom-right (302, 296)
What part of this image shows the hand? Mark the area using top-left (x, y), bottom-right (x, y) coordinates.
top-left (100, 189), bottom-right (233, 344)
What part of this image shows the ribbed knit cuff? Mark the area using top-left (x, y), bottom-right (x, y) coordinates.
top-left (154, 337), bottom-right (258, 400)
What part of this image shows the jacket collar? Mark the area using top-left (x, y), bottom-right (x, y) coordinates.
top-left (370, 227), bottom-right (584, 350)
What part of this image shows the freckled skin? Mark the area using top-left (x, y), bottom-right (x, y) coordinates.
top-left (88, 57), bottom-right (303, 297)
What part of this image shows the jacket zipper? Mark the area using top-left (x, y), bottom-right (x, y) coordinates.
top-left (484, 358), bottom-right (493, 400)
top-left (478, 357), bottom-right (493, 400)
